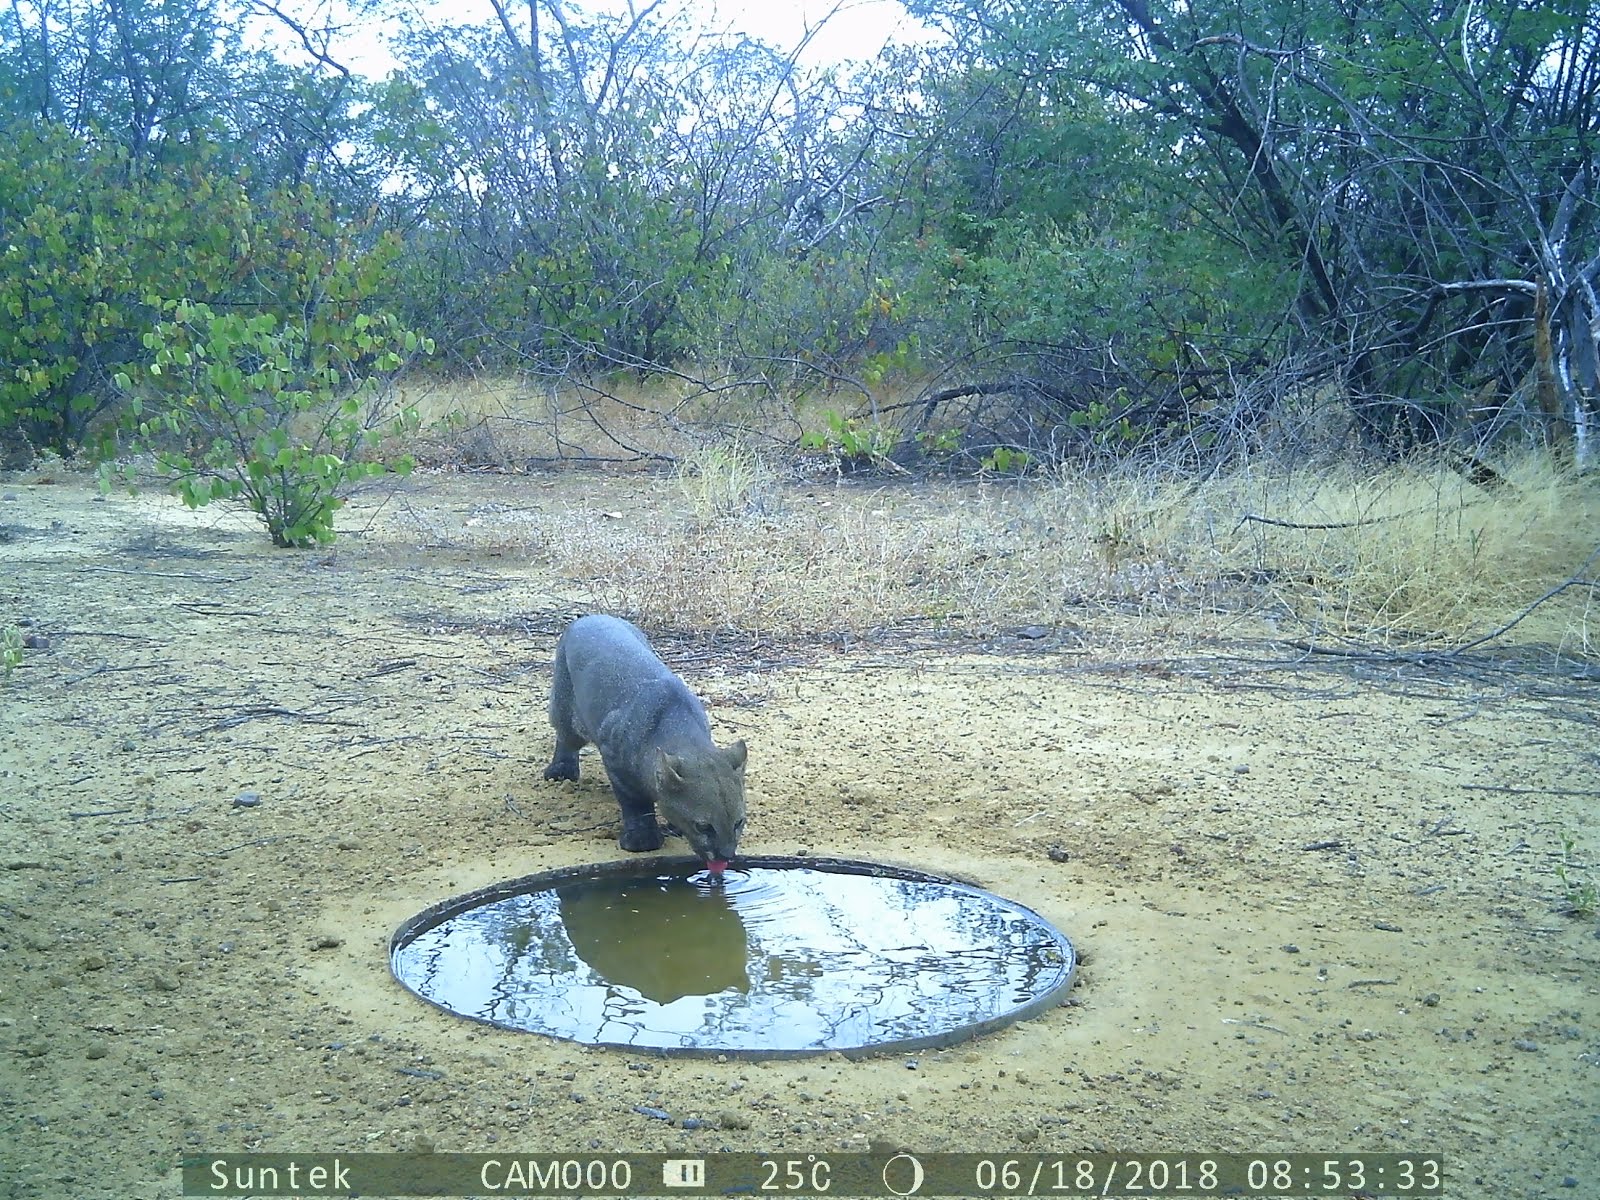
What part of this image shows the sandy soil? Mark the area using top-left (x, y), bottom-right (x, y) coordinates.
top-left (1, 468), bottom-right (1596, 1200)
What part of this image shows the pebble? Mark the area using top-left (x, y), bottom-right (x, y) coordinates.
top-left (232, 791), bottom-right (261, 809)
top-left (632, 1105), bottom-right (672, 1122)
top-left (681, 1117), bottom-right (705, 1131)
top-left (1511, 1039), bottom-right (1539, 1052)
top-left (85, 1041), bottom-right (109, 1060)
top-left (718, 1110), bottom-right (751, 1130)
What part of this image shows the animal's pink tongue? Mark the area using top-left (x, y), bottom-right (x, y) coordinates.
top-left (707, 859), bottom-right (728, 875)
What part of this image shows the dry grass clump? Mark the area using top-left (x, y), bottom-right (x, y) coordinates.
top-left (397, 372), bottom-right (812, 469)
top-left (523, 500), bottom-right (980, 637)
top-left (511, 451), bottom-right (1598, 653)
top-left (520, 474), bottom-right (1215, 639)
top-left (1203, 457), bottom-right (1593, 652)
top-left (1117, 452), bottom-right (1599, 649)
top-left (674, 441), bottom-right (776, 522)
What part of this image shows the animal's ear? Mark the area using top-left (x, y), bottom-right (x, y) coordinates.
top-left (725, 740), bottom-right (748, 770)
top-left (657, 751), bottom-right (686, 789)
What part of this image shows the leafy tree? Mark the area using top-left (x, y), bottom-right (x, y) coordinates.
top-left (846, 31), bottom-right (1291, 462)
top-left (0, 126), bottom-right (253, 453)
top-left (375, 2), bottom-right (894, 378)
top-left (0, 0), bottom-right (398, 457)
top-left (906, 0), bottom-right (1600, 456)
top-left (0, 0), bottom-right (241, 159)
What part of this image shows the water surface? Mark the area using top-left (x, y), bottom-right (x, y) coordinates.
top-left (391, 857), bottom-right (1076, 1056)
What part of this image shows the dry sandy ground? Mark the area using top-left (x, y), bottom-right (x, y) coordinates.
top-left (1, 468), bottom-right (1596, 1200)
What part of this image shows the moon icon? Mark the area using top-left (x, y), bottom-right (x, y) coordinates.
top-left (882, 1153), bottom-right (925, 1196)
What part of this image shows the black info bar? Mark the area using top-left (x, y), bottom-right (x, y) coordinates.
top-left (184, 1151), bottom-right (1443, 1196)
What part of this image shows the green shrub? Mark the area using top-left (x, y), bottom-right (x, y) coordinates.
top-left (802, 409), bottom-right (897, 471)
top-left (113, 302), bottom-right (432, 547)
top-left (0, 127), bottom-right (254, 454)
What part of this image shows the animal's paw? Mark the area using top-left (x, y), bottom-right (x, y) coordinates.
top-left (619, 819), bottom-right (665, 852)
top-left (542, 759), bottom-right (579, 782)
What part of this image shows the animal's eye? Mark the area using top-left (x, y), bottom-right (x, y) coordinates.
top-left (695, 821), bottom-right (715, 835)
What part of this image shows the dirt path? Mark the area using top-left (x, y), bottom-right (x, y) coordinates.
top-left (1, 471), bottom-right (1596, 1200)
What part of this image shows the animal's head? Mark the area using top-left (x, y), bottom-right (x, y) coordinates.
top-left (655, 740), bottom-right (747, 865)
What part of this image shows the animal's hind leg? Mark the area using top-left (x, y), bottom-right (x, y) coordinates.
top-left (542, 652), bottom-right (584, 781)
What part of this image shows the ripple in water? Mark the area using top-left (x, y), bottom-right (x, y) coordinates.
top-left (391, 857), bottom-right (1076, 1056)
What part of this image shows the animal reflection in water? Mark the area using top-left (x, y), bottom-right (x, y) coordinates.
top-left (557, 877), bottom-right (751, 1003)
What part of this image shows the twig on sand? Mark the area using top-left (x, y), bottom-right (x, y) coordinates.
top-left (1459, 783), bottom-right (1600, 797)
top-left (204, 705), bottom-right (359, 731)
top-left (1446, 542), bottom-right (1600, 655)
top-left (213, 835), bottom-right (299, 856)
top-left (81, 566), bottom-right (248, 583)
top-left (1234, 509), bottom-right (1429, 532)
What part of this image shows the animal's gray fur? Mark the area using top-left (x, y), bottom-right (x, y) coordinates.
top-left (543, 614), bottom-right (747, 862)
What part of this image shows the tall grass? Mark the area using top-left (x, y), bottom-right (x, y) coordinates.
top-left (396, 371), bottom-right (821, 467)
top-left (1178, 453), bottom-right (1595, 645)
top-left (507, 451), bottom-right (1597, 653)
top-left (675, 440), bottom-right (775, 522)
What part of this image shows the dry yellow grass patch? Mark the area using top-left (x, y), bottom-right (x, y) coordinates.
top-left (510, 451), bottom-right (1597, 653)
top-left (1180, 454), bottom-right (1598, 648)
top-left (396, 371), bottom-right (833, 468)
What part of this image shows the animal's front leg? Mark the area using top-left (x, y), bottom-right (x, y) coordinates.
top-left (612, 783), bottom-right (665, 851)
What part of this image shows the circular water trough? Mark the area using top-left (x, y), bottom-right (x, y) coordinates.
top-left (390, 855), bottom-right (1077, 1058)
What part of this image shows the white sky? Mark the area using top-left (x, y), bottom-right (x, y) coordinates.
top-left (283, 0), bottom-right (939, 78)
top-left (699, 0), bottom-right (935, 65)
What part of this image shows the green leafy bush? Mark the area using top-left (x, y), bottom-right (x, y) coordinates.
top-left (801, 410), bottom-right (897, 472)
top-left (114, 302), bottom-right (432, 547)
top-left (0, 127), bottom-right (253, 454)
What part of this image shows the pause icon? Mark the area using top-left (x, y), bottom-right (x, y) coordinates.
top-left (662, 1159), bottom-right (706, 1189)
